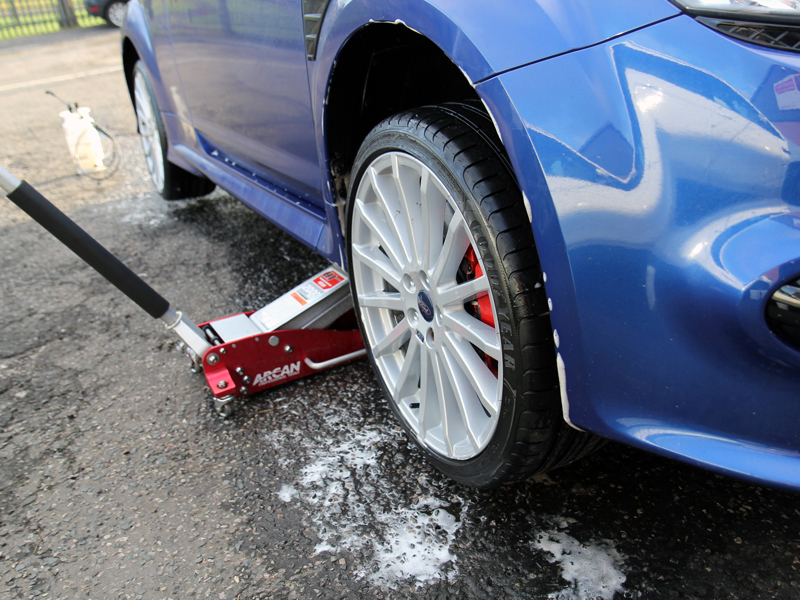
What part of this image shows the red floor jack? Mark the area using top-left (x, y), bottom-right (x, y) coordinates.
top-left (0, 165), bottom-right (366, 417)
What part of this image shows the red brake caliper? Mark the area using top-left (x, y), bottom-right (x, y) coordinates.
top-left (463, 246), bottom-right (498, 374)
top-left (464, 246), bottom-right (495, 328)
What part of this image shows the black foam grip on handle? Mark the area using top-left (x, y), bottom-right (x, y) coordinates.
top-left (7, 181), bottom-right (170, 319)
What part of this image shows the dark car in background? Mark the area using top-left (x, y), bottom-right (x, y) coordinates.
top-left (84, 0), bottom-right (128, 27)
top-left (120, 0), bottom-right (800, 491)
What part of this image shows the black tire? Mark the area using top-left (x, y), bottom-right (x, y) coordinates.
top-left (346, 104), bottom-right (603, 488)
top-left (132, 61), bottom-right (216, 200)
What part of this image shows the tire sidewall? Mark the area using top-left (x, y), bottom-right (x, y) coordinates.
top-left (133, 61), bottom-right (167, 195)
top-left (132, 61), bottom-right (216, 200)
top-left (347, 120), bottom-right (529, 487)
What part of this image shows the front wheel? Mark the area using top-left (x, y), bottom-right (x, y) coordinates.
top-left (347, 104), bottom-right (602, 487)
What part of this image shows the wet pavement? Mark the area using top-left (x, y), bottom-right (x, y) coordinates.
top-left (1, 27), bottom-right (799, 600)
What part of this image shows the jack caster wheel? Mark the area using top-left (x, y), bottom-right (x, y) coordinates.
top-left (214, 396), bottom-right (235, 419)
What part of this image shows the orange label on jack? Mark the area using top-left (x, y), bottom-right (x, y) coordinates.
top-left (291, 292), bottom-right (308, 306)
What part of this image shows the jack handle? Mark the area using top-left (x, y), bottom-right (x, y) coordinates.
top-left (305, 349), bottom-right (367, 370)
top-left (0, 164), bottom-right (211, 358)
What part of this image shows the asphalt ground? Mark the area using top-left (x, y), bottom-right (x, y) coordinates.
top-left (1, 27), bottom-right (799, 600)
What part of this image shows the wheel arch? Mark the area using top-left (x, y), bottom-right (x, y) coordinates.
top-left (475, 76), bottom-right (589, 432)
top-left (321, 23), bottom-right (484, 226)
top-left (121, 36), bottom-right (139, 115)
top-left (120, 1), bottom-right (169, 126)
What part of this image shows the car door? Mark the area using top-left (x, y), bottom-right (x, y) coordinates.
top-left (166, 0), bottom-right (321, 203)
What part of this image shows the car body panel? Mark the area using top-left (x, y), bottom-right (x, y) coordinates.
top-left (174, 143), bottom-right (327, 250)
top-left (125, 0), bottom-right (680, 264)
top-left (312, 0), bottom-right (680, 87)
top-left (166, 0), bottom-right (321, 203)
top-left (124, 0), bottom-right (335, 258)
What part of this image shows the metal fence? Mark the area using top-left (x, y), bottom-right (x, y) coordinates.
top-left (0, 0), bottom-right (106, 40)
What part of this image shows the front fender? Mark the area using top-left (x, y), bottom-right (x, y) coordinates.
top-left (314, 0), bottom-right (678, 87)
top-left (121, 0), bottom-right (159, 110)
top-left (122, 0), bottom-right (192, 130)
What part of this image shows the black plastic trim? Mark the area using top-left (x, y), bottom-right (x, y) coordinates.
top-left (665, 0), bottom-right (800, 26)
top-left (767, 277), bottom-right (800, 351)
top-left (698, 17), bottom-right (800, 53)
top-left (302, 0), bottom-right (331, 60)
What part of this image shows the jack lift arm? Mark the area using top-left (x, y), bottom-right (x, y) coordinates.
top-left (0, 165), bottom-right (365, 417)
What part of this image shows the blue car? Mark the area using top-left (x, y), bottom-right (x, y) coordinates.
top-left (121, 0), bottom-right (800, 491)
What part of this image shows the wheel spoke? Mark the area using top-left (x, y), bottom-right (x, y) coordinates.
top-left (134, 71), bottom-right (164, 191)
top-left (358, 290), bottom-right (404, 311)
top-left (417, 346), bottom-right (433, 443)
top-left (439, 345), bottom-right (485, 452)
top-left (391, 155), bottom-right (422, 266)
top-left (369, 166), bottom-right (413, 266)
top-left (430, 349), bottom-right (456, 457)
top-left (442, 309), bottom-right (501, 360)
top-left (134, 92), bottom-right (151, 137)
top-left (394, 334), bottom-right (422, 400)
top-left (351, 242), bottom-right (402, 291)
top-left (437, 274), bottom-right (491, 308)
top-left (421, 170), bottom-right (449, 273)
top-left (354, 199), bottom-right (406, 273)
top-left (151, 126), bottom-right (164, 188)
top-left (371, 318), bottom-right (412, 358)
top-left (443, 332), bottom-right (499, 417)
top-left (431, 212), bottom-right (470, 288)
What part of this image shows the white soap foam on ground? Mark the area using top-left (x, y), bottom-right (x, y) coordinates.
top-left (368, 496), bottom-right (461, 585)
top-left (281, 427), bottom-right (464, 587)
top-left (268, 419), bottom-right (628, 594)
top-left (277, 484), bottom-right (296, 502)
top-left (534, 527), bottom-right (626, 600)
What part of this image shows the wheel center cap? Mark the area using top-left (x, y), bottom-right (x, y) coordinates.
top-left (417, 290), bottom-right (435, 322)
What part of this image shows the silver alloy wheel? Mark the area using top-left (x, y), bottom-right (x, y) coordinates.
top-left (133, 69), bottom-right (165, 193)
top-left (106, 1), bottom-right (127, 27)
top-left (351, 151), bottom-right (503, 460)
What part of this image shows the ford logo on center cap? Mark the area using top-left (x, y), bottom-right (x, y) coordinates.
top-left (417, 290), bottom-right (434, 322)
